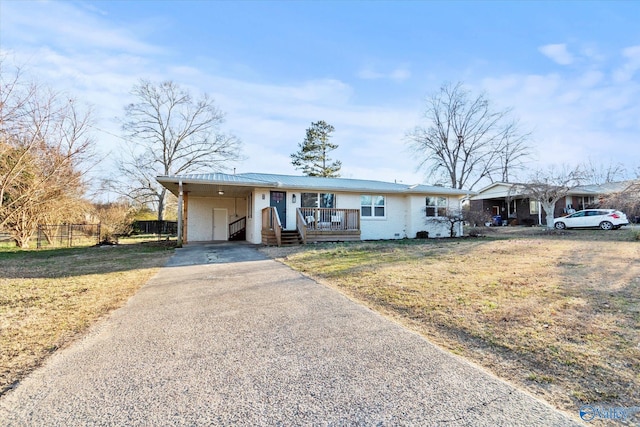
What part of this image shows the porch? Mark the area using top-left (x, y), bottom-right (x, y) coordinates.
top-left (469, 198), bottom-right (542, 227)
top-left (262, 207), bottom-right (361, 246)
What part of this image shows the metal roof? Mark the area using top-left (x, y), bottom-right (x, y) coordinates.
top-left (156, 172), bottom-right (474, 196)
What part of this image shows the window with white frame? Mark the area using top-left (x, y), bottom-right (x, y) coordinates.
top-left (426, 196), bottom-right (447, 217)
top-left (361, 195), bottom-right (385, 217)
top-left (301, 192), bottom-right (335, 208)
top-left (529, 200), bottom-right (539, 214)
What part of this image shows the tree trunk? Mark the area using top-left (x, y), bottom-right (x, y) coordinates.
top-left (157, 188), bottom-right (167, 222)
top-left (541, 201), bottom-right (556, 229)
top-left (13, 210), bottom-right (31, 248)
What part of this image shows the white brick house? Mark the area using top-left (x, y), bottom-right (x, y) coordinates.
top-left (156, 173), bottom-right (473, 245)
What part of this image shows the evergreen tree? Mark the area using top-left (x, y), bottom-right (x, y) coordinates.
top-left (291, 121), bottom-right (341, 177)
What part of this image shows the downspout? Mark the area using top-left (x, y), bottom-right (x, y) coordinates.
top-left (177, 180), bottom-right (184, 247)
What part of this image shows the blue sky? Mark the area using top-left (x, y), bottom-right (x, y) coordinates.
top-left (2, 0), bottom-right (639, 188)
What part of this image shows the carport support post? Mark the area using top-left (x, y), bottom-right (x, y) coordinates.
top-left (177, 180), bottom-right (184, 247)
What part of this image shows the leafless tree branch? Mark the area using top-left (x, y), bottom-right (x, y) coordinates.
top-left (114, 80), bottom-right (242, 220)
top-left (407, 82), bottom-right (532, 190)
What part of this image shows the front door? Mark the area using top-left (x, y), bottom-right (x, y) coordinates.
top-left (270, 191), bottom-right (286, 228)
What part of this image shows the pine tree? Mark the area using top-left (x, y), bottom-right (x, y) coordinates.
top-left (291, 121), bottom-right (341, 177)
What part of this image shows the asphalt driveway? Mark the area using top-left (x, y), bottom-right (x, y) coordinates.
top-left (0, 243), bottom-right (582, 426)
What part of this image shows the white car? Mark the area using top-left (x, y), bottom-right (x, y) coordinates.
top-left (553, 209), bottom-right (629, 230)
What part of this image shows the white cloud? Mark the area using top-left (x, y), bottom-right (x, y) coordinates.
top-left (2, 1), bottom-right (164, 56)
top-left (539, 44), bottom-right (574, 65)
top-left (357, 64), bottom-right (411, 82)
top-left (204, 75), bottom-right (420, 179)
top-left (613, 45), bottom-right (640, 82)
top-left (577, 70), bottom-right (604, 88)
top-left (390, 67), bottom-right (412, 82)
top-left (481, 66), bottom-right (640, 177)
top-left (3, 1), bottom-right (638, 191)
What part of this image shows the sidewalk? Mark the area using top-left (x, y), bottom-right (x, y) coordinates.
top-left (0, 243), bottom-right (581, 426)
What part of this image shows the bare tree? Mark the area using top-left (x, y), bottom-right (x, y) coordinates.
top-left (426, 207), bottom-right (465, 238)
top-left (92, 200), bottom-right (137, 243)
top-left (599, 180), bottom-right (640, 222)
top-left (407, 82), bottom-right (531, 189)
top-left (0, 60), bottom-right (36, 213)
top-left (117, 80), bottom-right (242, 221)
top-left (521, 165), bottom-right (584, 229)
top-left (492, 119), bottom-right (532, 183)
top-left (582, 157), bottom-right (627, 185)
top-left (1, 60), bottom-right (95, 247)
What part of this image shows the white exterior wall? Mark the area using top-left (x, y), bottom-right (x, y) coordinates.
top-left (188, 197), bottom-right (213, 242)
top-left (187, 196), bottom-right (247, 242)
top-left (245, 192), bottom-right (257, 244)
top-left (246, 188), bottom-right (272, 244)
top-left (284, 191), bottom-right (297, 231)
top-left (406, 195), bottom-right (423, 238)
top-left (189, 187), bottom-right (465, 244)
top-left (406, 195), bottom-right (464, 238)
top-left (356, 194), bottom-right (408, 240)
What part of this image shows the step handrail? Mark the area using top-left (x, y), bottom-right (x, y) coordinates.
top-left (261, 207), bottom-right (282, 246)
top-left (229, 216), bottom-right (246, 238)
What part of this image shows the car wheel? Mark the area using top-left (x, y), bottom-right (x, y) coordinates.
top-left (599, 221), bottom-right (613, 230)
top-left (554, 222), bottom-right (566, 230)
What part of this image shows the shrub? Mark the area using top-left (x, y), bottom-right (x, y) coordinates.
top-left (93, 202), bottom-right (136, 243)
top-left (468, 228), bottom-right (483, 237)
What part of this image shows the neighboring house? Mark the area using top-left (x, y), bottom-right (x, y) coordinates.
top-left (156, 172), bottom-right (473, 245)
top-left (469, 181), bottom-right (634, 226)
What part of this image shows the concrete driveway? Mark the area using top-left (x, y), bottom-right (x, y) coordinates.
top-left (0, 243), bottom-right (582, 426)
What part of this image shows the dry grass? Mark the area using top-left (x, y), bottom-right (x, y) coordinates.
top-left (0, 242), bottom-right (174, 395)
top-left (261, 226), bottom-right (640, 418)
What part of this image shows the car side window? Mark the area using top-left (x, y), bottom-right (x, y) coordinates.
top-left (572, 212), bottom-right (585, 217)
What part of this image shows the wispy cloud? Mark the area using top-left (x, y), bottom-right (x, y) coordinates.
top-left (188, 73), bottom-right (419, 180)
top-left (2, 3), bottom-right (421, 183)
top-left (2, 1), bottom-right (164, 56)
top-left (613, 45), bottom-right (640, 82)
top-left (357, 64), bottom-right (412, 82)
top-left (539, 43), bottom-right (574, 65)
top-left (3, 1), bottom-right (639, 187)
top-left (481, 61), bottom-right (640, 172)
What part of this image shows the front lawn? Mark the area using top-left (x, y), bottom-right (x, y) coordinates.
top-left (261, 227), bottom-right (640, 419)
top-left (0, 243), bottom-right (174, 395)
